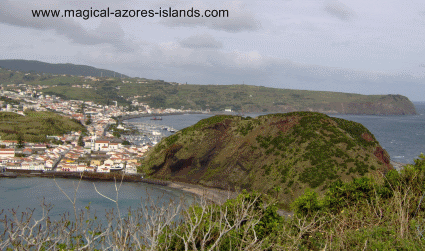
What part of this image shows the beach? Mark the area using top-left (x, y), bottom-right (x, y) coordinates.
top-left (167, 181), bottom-right (238, 204)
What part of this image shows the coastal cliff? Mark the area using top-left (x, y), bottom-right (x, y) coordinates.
top-left (141, 112), bottom-right (393, 206)
top-left (240, 94), bottom-right (417, 115)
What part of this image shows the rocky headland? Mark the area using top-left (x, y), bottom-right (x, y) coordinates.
top-left (141, 112), bottom-right (394, 207)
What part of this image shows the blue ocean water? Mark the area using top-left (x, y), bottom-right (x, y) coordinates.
top-left (0, 177), bottom-right (194, 220)
top-left (330, 103), bottom-right (425, 164)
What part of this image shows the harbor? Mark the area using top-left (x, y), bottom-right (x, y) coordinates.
top-left (122, 120), bottom-right (178, 146)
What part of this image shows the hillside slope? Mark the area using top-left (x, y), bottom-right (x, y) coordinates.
top-left (0, 111), bottom-right (86, 142)
top-left (141, 112), bottom-right (393, 206)
top-left (0, 59), bottom-right (127, 78)
top-left (0, 61), bottom-right (416, 115)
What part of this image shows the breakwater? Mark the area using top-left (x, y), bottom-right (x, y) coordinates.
top-left (117, 112), bottom-right (206, 122)
top-left (2, 170), bottom-right (170, 186)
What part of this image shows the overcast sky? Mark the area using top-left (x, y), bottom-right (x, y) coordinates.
top-left (1, 0), bottom-right (425, 101)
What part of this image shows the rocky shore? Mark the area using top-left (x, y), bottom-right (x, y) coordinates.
top-left (390, 160), bottom-right (407, 172)
top-left (167, 181), bottom-right (238, 204)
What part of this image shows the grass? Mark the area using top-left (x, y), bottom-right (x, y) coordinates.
top-left (142, 112), bottom-right (390, 210)
top-left (0, 110), bottom-right (86, 142)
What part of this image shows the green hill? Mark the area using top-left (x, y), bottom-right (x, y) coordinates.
top-left (141, 112), bottom-right (393, 207)
top-left (0, 111), bottom-right (86, 143)
top-left (0, 62), bottom-right (416, 114)
top-left (0, 59), bottom-right (128, 78)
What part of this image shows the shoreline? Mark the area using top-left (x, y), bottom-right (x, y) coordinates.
top-left (1, 170), bottom-right (238, 204)
top-left (166, 181), bottom-right (238, 205)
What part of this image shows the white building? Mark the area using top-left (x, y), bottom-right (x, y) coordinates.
top-left (19, 161), bottom-right (45, 171)
top-left (0, 149), bottom-right (15, 159)
top-left (94, 140), bottom-right (110, 151)
top-left (125, 163), bottom-right (137, 174)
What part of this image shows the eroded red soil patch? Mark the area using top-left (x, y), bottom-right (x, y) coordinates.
top-left (361, 133), bottom-right (374, 142)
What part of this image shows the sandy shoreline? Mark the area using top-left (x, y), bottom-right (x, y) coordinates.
top-left (167, 181), bottom-right (238, 204)
top-left (166, 181), bottom-right (295, 218)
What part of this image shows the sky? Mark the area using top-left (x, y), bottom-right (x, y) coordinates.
top-left (1, 0), bottom-right (425, 101)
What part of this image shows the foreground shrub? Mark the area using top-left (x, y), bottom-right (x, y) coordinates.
top-left (3, 155), bottom-right (425, 250)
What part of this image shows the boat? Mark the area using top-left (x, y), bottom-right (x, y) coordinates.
top-left (150, 116), bottom-right (162, 120)
top-left (109, 166), bottom-right (124, 172)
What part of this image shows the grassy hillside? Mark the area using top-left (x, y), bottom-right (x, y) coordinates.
top-left (0, 111), bottom-right (86, 142)
top-left (0, 59), bottom-right (128, 78)
top-left (0, 65), bottom-right (416, 114)
top-left (141, 112), bottom-right (393, 208)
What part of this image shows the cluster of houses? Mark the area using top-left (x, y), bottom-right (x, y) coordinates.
top-left (0, 138), bottom-right (149, 174)
top-left (0, 76), bottom-right (193, 175)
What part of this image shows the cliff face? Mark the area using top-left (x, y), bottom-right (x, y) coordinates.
top-left (142, 112), bottom-right (393, 206)
top-left (343, 95), bottom-right (417, 115)
top-left (254, 95), bottom-right (417, 115)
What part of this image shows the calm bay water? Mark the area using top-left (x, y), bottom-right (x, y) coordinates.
top-left (0, 177), bottom-right (193, 219)
top-left (1, 103), bottom-right (424, 217)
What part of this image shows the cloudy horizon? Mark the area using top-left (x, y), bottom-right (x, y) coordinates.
top-left (1, 0), bottom-right (425, 101)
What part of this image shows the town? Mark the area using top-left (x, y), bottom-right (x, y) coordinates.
top-left (0, 77), bottom-right (199, 174)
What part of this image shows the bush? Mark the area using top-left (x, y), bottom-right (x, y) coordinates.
top-left (291, 188), bottom-right (323, 216)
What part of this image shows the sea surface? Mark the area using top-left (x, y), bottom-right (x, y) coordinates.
top-left (0, 177), bottom-right (194, 220)
top-left (331, 102), bottom-right (425, 164)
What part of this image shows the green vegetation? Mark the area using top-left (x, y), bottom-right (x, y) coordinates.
top-left (3, 155), bottom-right (425, 250)
top-left (161, 154), bottom-right (425, 250)
top-left (180, 115), bottom-right (234, 135)
top-left (0, 67), bottom-right (416, 114)
top-left (0, 111), bottom-right (86, 142)
top-left (142, 112), bottom-right (391, 209)
top-left (0, 59), bottom-right (127, 78)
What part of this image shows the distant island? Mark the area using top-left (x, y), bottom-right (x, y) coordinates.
top-left (0, 59), bottom-right (416, 115)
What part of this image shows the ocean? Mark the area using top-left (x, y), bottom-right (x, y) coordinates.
top-left (0, 177), bottom-right (194, 220)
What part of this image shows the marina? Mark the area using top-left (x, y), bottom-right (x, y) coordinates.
top-left (122, 120), bottom-right (178, 146)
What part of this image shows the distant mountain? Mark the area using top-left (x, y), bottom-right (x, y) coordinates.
top-left (0, 59), bottom-right (128, 78)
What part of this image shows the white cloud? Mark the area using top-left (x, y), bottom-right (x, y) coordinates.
top-left (324, 0), bottom-right (356, 21)
top-left (1, 0), bottom-right (425, 100)
top-left (179, 33), bottom-right (223, 49)
top-left (160, 1), bottom-right (261, 32)
top-left (0, 0), bottom-right (135, 51)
